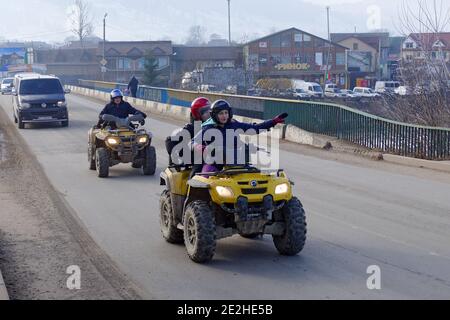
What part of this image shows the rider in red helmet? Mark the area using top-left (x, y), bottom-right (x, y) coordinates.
top-left (165, 97), bottom-right (211, 170)
top-left (190, 97), bottom-right (211, 123)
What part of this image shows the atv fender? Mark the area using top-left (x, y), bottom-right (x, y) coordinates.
top-left (160, 171), bottom-right (168, 187)
top-left (187, 179), bottom-right (210, 189)
top-left (183, 186), bottom-right (211, 217)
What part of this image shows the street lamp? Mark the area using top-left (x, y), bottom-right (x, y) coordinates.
top-left (102, 13), bottom-right (108, 80)
top-left (324, 6), bottom-right (331, 89)
top-left (227, 0), bottom-right (231, 46)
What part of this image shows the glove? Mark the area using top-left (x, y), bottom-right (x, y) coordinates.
top-left (272, 113), bottom-right (288, 125)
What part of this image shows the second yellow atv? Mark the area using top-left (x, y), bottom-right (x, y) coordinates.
top-left (88, 114), bottom-right (156, 178)
top-left (160, 158), bottom-right (307, 263)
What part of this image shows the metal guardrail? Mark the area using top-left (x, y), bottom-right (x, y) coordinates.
top-left (78, 79), bottom-right (450, 160)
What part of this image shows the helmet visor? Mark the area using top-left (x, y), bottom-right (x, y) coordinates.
top-left (199, 106), bottom-right (210, 116)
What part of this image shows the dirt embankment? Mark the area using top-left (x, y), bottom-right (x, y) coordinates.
top-left (0, 105), bottom-right (143, 300)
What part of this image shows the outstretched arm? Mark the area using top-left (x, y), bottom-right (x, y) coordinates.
top-left (233, 113), bottom-right (287, 133)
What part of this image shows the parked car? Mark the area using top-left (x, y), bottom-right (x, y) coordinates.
top-left (353, 87), bottom-right (381, 98)
top-left (247, 88), bottom-right (262, 96)
top-left (325, 88), bottom-right (346, 98)
top-left (198, 84), bottom-right (218, 93)
top-left (395, 85), bottom-right (413, 96)
top-left (375, 81), bottom-right (401, 94)
top-left (325, 83), bottom-right (339, 92)
top-left (340, 89), bottom-right (359, 99)
top-left (1, 78), bottom-right (14, 95)
top-left (293, 88), bottom-right (312, 100)
top-left (12, 74), bottom-right (70, 129)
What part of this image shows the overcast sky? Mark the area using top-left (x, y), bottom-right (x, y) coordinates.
top-left (0, 0), bottom-right (444, 44)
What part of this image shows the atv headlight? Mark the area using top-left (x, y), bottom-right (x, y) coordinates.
top-left (275, 183), bottom-right (289, 195)
top-left (138, 136), bottom-right (148, 144)
top-left (57, 101), bottom-right (67, 107)
top-left (107, 137), bottom-right (120, 146)
top-left (216, 186), bottom-right (234, 198)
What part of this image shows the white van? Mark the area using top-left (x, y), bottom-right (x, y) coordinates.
top-left (324, 83), bottom-right (346, 98)
top-left (375, 81), bottom-right (401, 94)
top-left (295, 81), bottom-right (324, 98)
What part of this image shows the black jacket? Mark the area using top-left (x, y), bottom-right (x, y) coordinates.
top-left (99, 101), bottom-right (147, 120)
top-left (165, 123), bottom-right (194, 157)
top-left (128, 77), bottom-right (139, 91)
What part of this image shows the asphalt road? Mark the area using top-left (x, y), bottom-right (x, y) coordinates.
top-left (1, 93), bottom-right (450, 300)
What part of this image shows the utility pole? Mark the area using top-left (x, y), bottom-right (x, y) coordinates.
top-left (325, 6), bottom-right (331, 89)
top-left (227, 0), bottom-right (232, 46)
top-left (102, 13), bottom-right (108, 81)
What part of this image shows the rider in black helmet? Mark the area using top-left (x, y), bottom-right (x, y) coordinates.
top-left (192, 100), bottom-right (287, 173)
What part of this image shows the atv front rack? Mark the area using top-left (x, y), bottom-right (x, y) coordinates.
top-left (197, 166), bottom-right (261, 177)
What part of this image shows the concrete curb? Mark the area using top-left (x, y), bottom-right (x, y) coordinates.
top-left (0, 268), bottom-right (9, 300)
top-left (284, 125), bottom-right (334, 149)
top-left (383, 154), bottom-right (450, 173)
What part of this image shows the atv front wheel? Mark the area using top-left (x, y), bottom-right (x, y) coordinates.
top-left (160, 190), bottom-right (184, 244)
top-left (61, 120), bottom-right (69, 127)
top-left (183, 201), bottom-right (216, 263)
top-left (131, 161), bottom-right (142, 169)
top-left (143, 146), bottom-right (156, 176)
top-left (273, 197), bottom-right (307, 256)
top-left (95, 148), bottom-right (110, 178)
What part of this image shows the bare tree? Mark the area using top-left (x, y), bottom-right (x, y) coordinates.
top-left (238, 32), bottom-right (261, 45)
top-left (381, 0), bottom-right (450, 127)
top-left (185, 25), bottom-right (207, 46)
top-left (69, 0), bottom-right (93, 49)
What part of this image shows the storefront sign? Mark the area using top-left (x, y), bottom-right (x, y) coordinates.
top-left (274, 63), bottom-right (310, 71)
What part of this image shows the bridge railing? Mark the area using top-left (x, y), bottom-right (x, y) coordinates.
top-left (78, 79), bottom-right (450, 160)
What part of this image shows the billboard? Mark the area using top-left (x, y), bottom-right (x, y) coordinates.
top-left (0, 47), bottom-right (27, 72)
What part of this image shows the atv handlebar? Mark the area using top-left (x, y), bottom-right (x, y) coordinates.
top-left (101, 114), bottom-right (145, 129)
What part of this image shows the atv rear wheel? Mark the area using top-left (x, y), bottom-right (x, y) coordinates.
top-left (160, 190), bottom-right (184, 244)
top-left (95, 148), bottom-right (110, 178)
top-left (88, 145), bottom-right (96, 170)
top-left (273, 197), bottom-right (307, 256)
top-left (183, 201), bottom-right (216, 263)
top-left (143, 146), bottom-right (156, 176)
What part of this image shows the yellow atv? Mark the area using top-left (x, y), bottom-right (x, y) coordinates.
top-left (159, 151), bottom-right (307, 263)
top-left (88, 114), bottom-right (156, 178)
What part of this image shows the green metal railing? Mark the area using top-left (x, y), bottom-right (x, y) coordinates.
top-left (78, 80), bottom-right (450, 160)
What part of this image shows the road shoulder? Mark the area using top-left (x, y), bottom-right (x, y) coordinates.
top-left (0, 268), bottom-right (8, 300)
top-left (0, 101), bottom-right (144, 300)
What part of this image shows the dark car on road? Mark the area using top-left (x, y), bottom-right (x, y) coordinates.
top-left (12, 74), bottom-right (70, 129)
top-left (1, 77), bottom-right (14, 94)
